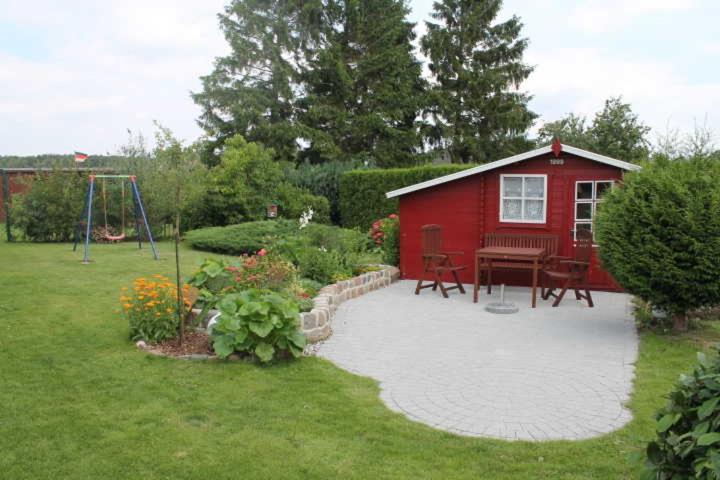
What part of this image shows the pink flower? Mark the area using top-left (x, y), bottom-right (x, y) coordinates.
top-left (372, 221), bottom-right (381, 229)
top-left (388, 214), bottom-right (398, 219)
top-left (258, 249), bottom-right (267, 257)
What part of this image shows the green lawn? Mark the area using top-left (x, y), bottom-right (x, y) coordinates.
top-left (0, 238), bottom-right (717, 479)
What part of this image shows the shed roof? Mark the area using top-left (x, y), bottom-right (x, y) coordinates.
top-left (385, 144), bottom-right (640, 198)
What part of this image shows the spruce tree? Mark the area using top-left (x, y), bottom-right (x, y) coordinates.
top-left (299, 0), bottom-right (427, 167)
top-left (192, 1), bottom-right (322, 165)
top-left (421, 0), bottom-right (536, 163)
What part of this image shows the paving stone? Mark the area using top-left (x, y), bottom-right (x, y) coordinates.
top-left (317, 280), bottom-right (638, 442)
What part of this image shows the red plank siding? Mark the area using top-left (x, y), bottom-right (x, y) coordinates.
top-left (398, 152), bottom-right (624, 290)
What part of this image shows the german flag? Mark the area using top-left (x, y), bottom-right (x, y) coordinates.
top-left (74, 151), bottom-right (89, 162)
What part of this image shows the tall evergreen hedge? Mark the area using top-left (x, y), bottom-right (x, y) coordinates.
top-left (339, 164), bottom-right (475, 229)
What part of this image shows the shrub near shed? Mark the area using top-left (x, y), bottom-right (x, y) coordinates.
top-left (595, 156), bottom-right (720, 330)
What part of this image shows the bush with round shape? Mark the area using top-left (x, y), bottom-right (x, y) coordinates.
top-left (595, 157), bottom-right (720, 330)
top-left (184, 220), bottom-right (297, 255)
top-left (644, 346), bottom-right (720, 479)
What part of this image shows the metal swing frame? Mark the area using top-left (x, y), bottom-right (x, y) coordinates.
top-left (72, 174), bottom-right (159, 263)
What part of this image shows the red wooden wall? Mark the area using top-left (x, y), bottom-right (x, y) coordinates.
top-left (398, 152), bottom-right (624, 290)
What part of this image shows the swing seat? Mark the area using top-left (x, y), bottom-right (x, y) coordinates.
top-left (104, 233), bottom-right (126, 242)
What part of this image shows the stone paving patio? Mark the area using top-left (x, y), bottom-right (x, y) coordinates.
top-left (316, 280), bottom-right (638, 441)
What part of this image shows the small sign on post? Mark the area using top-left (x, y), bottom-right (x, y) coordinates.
top-left (266, 203), bottom-right (278, 218)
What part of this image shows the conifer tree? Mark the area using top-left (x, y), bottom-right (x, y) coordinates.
top-left (299, 0), bottom-right (427, 167)
top-left (192, 1), bottom-right (323, 165)
top-left (421, 0), bottom-right (536, 163)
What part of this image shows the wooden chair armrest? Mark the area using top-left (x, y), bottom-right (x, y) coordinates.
top-left (423, 254), bottom-right (448, 260)
top-left (542, 255), bottom-right (570, 268)
top-left (559, 260), bottom-right (590, 266)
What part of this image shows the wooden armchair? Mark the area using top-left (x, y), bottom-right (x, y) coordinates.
top-left (414, 224), bottom-right (467, 298)
top-left (541, 229), bottom-right (594, 307)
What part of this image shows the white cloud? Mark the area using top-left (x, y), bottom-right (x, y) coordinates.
top-left (0, 0), bottom-right (718, 154)
top-left (525, 47), bottom-right (720, 137)
top-left (567, 0), bottom-right (698, 34)
top-left (704, 43), bottom-right (720, 54)
top-left (0, 0), bottom-right (228, 155)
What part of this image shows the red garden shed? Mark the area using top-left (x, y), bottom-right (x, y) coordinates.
top-left (385, 143), bottom-right (640, 291)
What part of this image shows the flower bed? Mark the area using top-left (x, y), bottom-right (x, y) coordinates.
top-left (135, 265), bottom-right (400, 359)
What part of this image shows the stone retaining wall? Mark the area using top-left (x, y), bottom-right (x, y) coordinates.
top-left (301, 266), bottom-right (400, 342)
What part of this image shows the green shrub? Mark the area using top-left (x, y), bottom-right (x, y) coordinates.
top-left (301, 223), bottom-right (370, 256)
top-left (339, 164), bottom-right (475, 229)
top-left (644, 346), bottom-right (720, 479)
top-left (184, 220), bottom-right (297, 255)
top-left (595, 157), bottom-right (720, 330)
top-left (197, 135), bottom-right (330, 226)
top-left (211, 289), bottom-right (306, 362)
top-left (11, 170), bottom-right (86, 242)
top-left (296, 248), bottom-right (350, 285)
top-left (276, 183), bottom-right (331, 224)
top-left (286, 160), bottom-right (363, 223)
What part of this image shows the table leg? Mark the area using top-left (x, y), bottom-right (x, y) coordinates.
top-left (487, 261), bottom-right (492, 294)
top-left (473, 255), bottom-right (478, 303)
top-left (531, 258), bottom-right (538, 308)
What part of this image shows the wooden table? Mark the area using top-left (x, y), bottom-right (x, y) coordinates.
top-left (473, 246), bottom-right (546, 308)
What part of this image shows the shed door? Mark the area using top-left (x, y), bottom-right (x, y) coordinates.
top-left (569, 179), bottom-right (618, 289)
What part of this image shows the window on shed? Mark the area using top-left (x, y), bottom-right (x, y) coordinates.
top-left (574, 180), bottom-right (614, 241)
top-left (500, 175), bottom-right (547, 223)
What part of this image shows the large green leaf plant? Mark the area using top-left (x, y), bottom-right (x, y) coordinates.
top-left (211, 289), bottom-right (306, 362)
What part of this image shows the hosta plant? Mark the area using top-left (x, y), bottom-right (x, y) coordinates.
top-left (210, 289), bottom-right (306, 362)
top-left (643, 346), bottom-right (720, 479)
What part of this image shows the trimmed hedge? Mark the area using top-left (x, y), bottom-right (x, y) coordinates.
top-left (339, 164), bottom-right (476, 229)
top-left (184, 220), bottom-right (297, 255)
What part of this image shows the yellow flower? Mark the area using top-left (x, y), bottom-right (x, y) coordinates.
top-left (155, 312), bottom-right (162, 317)
top-left (123, 303), bottom-right (133, 309)
top-left (166, 308), bottom-right (173, 313)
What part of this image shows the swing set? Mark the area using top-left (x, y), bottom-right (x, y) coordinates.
top-left (73, 174), bottom-right (159, 263)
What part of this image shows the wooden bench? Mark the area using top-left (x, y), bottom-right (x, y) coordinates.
top-left (482, 233), bottom-right (559, 269)
top-left (477, 233), bottom-right (559, 294)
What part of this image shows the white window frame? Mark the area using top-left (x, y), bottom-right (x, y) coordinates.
top-left (574, 180), bottom-right (614, 241)
top-left (499, 174), bottom-right (547, 224)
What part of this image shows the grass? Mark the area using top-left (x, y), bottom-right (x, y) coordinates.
top-left (0, 237), bottom-right (718, 479)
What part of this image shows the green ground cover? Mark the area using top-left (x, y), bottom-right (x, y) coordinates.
top-left (0, 238), bottom-right (718, 479)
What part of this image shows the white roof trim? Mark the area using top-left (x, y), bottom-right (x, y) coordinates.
top-left (385, 144), bottom-right (640, 199)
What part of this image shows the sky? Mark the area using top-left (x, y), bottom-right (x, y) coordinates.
top-left (0, 0), bottom-right (718, 155)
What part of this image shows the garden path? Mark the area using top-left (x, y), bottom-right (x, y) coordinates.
top-left (317, 281), bottom-right (638, 441)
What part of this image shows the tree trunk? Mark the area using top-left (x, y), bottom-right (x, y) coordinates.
top-left (673, 312), bottom-right (688, 332)
top-left (174, 185), bottom-right (184, 345)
